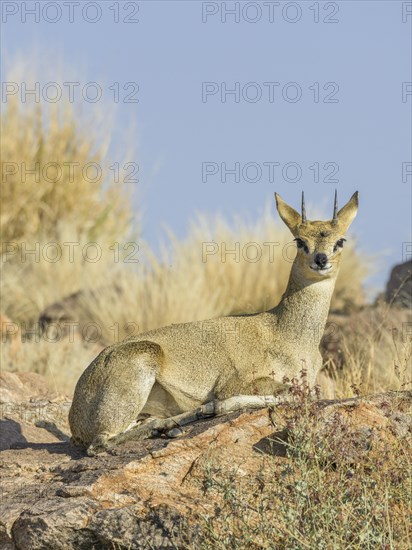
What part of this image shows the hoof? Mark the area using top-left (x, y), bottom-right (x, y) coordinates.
top-left (166, 427), bottom-right (184, 438)
top-left (87, 443), bottom-right (107, 456)
top-left (87, 434), bottom-right (110, 456)
top-left (86, 445), bottom-right (98, 457)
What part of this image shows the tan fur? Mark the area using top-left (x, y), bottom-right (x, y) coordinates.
top-left (69, 192), bottom-right (359, 454)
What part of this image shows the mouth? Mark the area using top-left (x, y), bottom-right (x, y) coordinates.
top-left (310, 265), bottom-right (332, 275)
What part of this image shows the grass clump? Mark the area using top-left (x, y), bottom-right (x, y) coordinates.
top-left (1, 95), bottom-right (135, 326)
top-left (1, 97), bottom-right (133, 244)
top-left (189, 377), bottom-right (412, 549)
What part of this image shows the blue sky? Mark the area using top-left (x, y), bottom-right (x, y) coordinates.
top-left (2, 0), bottom-right (411, 294)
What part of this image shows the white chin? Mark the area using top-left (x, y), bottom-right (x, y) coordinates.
top-left (310, 265), bottom-right (332, 276)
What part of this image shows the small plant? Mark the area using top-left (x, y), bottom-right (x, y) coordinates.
top-left (188, 376), bottom-right (412, 549)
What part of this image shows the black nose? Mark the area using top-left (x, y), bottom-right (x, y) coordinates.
top-left (314, 253), bottom-right (328, 268)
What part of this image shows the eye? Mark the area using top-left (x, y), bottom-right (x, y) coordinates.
top-left (334, 238), bottom-right (346, 252)
top-left (294, 238), bottom-right (309, 254)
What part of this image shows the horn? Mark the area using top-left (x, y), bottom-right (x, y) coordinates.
top-left (332, 189), bottom-right (338, 222)
top-left (301, 191), bottom-right (307, 224)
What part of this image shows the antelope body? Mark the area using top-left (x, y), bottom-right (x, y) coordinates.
top-left (69, 191), bottom-right (358, 455)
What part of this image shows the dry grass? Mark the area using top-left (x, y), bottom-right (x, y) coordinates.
top-left (1, 225), bottom-right (122, 327)
top-left (1, 92), bottom-right (135, 326)
top-left (320, 304), bottom-right (412, 399)
top-left (0, 335), bottom-right (102, 398)
top-left (1, 97), bottom-right (133, 245)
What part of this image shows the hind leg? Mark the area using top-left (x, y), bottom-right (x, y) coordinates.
top-left (86, 366), bottom-right (156, 456)
top-left (69, 340), bottom-right (163, 455)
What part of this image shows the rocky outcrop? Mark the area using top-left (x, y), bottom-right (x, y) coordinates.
top-left (0, 372), bottom-right (71, 451)
top-left (1, 371), bottom-right (410, 549)
top-left (37, 285), bottom-right (125, 345)
top-left (385, 260), bottom-right (412, 308)
top-left (320, 306), bottom-right (411, 375)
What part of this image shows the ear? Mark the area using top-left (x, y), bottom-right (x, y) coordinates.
top-left (274, 193), bottom-right (301, 234)
top-left (337, 191), bottom-right (358, 231)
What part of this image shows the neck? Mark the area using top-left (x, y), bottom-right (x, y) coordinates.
top-left (269, 262), bottom-right (338, 347)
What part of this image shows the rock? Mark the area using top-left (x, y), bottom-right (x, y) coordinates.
top-left (320, 306), bottom-right (412, 385)
top-left (0, 417), bottom-right (63, 451)
top-left (0, 372), bottom-right (71, 450)
top-left (0, 371), bottom-right (53, 403)
top-left (89, 505), bottom-right (188, 549)
top-left (38, 286), bottom-right (124, 345)
top-left (385, 260), bottom-right (412, 308)
top-left (308, 392), bottom-right (412, 463)
top-left (12, 498), bottom-right (101, 550)
top-left (0, 370), bottom-right (410, 549)
top-left (38, 291), bottom-right (86, 335)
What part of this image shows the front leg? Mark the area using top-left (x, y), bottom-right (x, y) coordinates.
top-left (95, 393), bottom-right (290, 454)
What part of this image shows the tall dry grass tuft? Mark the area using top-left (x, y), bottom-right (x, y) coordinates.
top-left (0, 334), bottom-right (103, 398)
top-left (1, 225), bottom-right (125, 326)
top-left (1, 93), bottom-right (136, 326)
top-left (1, 97), bottom-right (133, 245)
